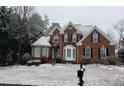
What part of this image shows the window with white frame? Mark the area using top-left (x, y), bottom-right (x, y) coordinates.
top-left (34, 47), bottom-right (41, 57)
top-left (93, 33), bottom-right (98, 43)
top-left (73, 49), bottom-right (76, 58)
top-left (42, 48), bottom-right (48, 57)
top-left (63, 45), bottom-right (76, 61)
top-left (72, 33), bottom-right (77, 42)
top-left (85, 47), bottom-right (91, 58)
top-left (64, 49), bottom-right (66, 58)
top-left (64, 34), bottom-right (68, 42)
top-left (100, 47), bottom-right (106, 59)
top-left (67, 49), bottom-right (71, 57)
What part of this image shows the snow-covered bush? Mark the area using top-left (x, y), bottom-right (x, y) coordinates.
top-left (106, 56), bottom-right (117, 65)
top-left (80, 56), bottom-right (91, 65)
top-left (27, 60), bottom-right (35, 66)
top-left (21, 53), bottom-right (31, 65)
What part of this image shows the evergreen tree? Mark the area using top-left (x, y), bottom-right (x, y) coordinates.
top-left (0, 6), bottom-right (50, 65)
top-left (0, 6), bottom-right (12, 65)
top-left (29, 13), bottom-right (49, 39)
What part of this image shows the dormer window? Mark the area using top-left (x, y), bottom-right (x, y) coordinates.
top-left (93, 33), bottom-right (98, 43)
top-left (64, 34), bottom-right (68, 42)
top-left (72, 33), bottom-right (77, 42)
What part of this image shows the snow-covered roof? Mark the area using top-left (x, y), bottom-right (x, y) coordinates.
top-left (76, 25), bottom-right (111, 46)
top-left (31, 36), bottom-right (51, 47)
top-left (60, 21), bottom-right (93, 35)
top-left (74, 24), bottom-right (93, 35)
top-left (45, 36), bottom-right (50, 41)
top-left (48, 22), bottom-right (114, 46)
top-left (48, 26), bottom-right (61, 35)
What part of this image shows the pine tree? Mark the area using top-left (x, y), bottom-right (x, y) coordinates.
top-left (0, 6), bottom-right (12, 65)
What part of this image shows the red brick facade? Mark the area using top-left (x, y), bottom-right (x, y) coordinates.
top-left (49, 22), bottom-right (115, 64)
top-left (76, 30), bottom-right (115, 63)
top-left (32, 22), bottom-right (115, 64)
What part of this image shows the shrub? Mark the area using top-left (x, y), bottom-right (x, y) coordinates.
top-left (119, 58), bottom-right (124, 63)
top-left (55, 55), bottom-right (62, 63)
top-left (94, 59), bottom-right (101, 64)
top-left (21, 53), bottom-right (31, 65)
top-left (104, 60), bottom-right (109, 65)
top-left (106, 56), bottom-right (117, 65)
top-left (118, 48), bottom-right (124, 58)
top-left (27, 60), bottom-right (41, 66)
top-left (40, 56), bottom-right (47, 64)
top-left (80, 56), bottom-right (91, 65)
top-left (27, 60), bottom-right (35, 66)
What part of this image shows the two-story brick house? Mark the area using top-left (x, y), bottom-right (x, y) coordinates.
top-left (31, 21), bottom-right (115, 64)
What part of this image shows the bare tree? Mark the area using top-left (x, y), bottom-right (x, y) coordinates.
top-left (107, 29), bottom-right (115, 42)
top-left (12, 6), bottom-right (34, 64)
top-left (114, 19), bottom-right (124, 49)
top-left (13, 6), bottom-right (34, 19)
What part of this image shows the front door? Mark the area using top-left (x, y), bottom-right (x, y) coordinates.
top-left (52, 46), bottom-right (59, 58)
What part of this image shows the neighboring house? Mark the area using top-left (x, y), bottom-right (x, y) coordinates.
top-left (31, 21), bottom-right (115, 64)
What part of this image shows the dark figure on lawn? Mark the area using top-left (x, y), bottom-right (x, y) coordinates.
top-left (77, 62), bottom-right (85, 86)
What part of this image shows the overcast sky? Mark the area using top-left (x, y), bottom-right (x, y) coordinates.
top-left (36, 6), bottom-right (124, 40)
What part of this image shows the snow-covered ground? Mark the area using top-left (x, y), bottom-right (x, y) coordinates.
top-left (0, 64), bottom-right (124, 86)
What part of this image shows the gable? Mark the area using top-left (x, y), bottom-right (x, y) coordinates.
top-left (48, 26), bottom-right (61, 35)
top-left (62, 21), bottom-right (80, 35)
top-left (76, 26), bottom-right (111, 46)
top-left (53, 28), bottom-right (60, 34)
top-left (83, 30), bottom-right (110, 43)
top-left (64, 25), bottom-right (77, 34)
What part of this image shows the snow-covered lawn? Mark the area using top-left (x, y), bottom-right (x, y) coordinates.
top-left (0, 64), bottom-right (124, 86)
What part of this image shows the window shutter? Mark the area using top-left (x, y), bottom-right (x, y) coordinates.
top-left (77, 34), bottom-right (80, 41)
top-left (91, 48), bottom-right (93, 58)
top-left (70, 34), bottom-right (72, 42)
top-left (62, 35), bottom-right (64, 42)
top-left (106, 48), bottom-right (109, 56)
top-left (68, 35), bottom-right (70, 42)
top-left (98, 48), bottom-right (100, 58)
top-left (68, 35), bottom-right (71, 42)
top-left (67, 34), bottom-right (69, 42)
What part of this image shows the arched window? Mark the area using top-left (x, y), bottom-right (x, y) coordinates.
top-left (63, 45), bottom-right (76, 61)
